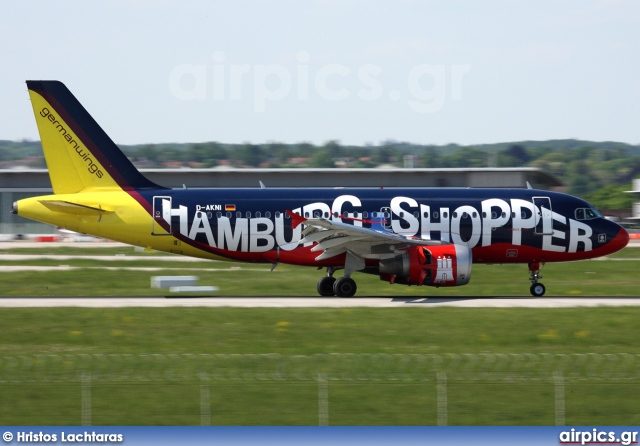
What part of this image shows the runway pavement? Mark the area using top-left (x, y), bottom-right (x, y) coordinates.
top-left (1, 240), bottom-right (638, 308)
top-left (1, 296), bottom-right (640, 308)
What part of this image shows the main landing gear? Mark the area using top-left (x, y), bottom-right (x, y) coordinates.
top-left (317, 268), bottom-right (357, 298)
top-left (528, 262), bottom-right (546, 297)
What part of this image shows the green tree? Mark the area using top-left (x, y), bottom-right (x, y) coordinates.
top-left (185, 142), bottom-right (228, 164)
top-left (137, 144), bottom-right (159, 164)
top-left (419, 148), bottom-right (441, 168)
top-left (529, 151), bottom-right (569, 179)
top-left (309, 151), bottom-right (335, 168)
top-left (237, 143), bottom-right (265, 167)
top-left (373, 145), bottom-right (398, 165)
top-left (293, 142), bottom-right (316, 159)
top-left (441, 147), bottom-right (486, 168)
top-left (264, 142), bottom-right (290, 166)
top-left (585, 184), bottom-right (635, 210)
top-left (567, 160), bottom-right (602, 197)
top-left (505, 145), bottom-right (531, 164)
top-left (157, 148), bottom-right (181, 165)
top-left (323, 140), bottom-right (344, 159)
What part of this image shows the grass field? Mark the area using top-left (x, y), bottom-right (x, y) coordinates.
top-left (2, 307), bottom-right (640, 425)
top-left (0, 245), bottom-right (639, 425)
top-left (0, 244), bottom-right (638, 296)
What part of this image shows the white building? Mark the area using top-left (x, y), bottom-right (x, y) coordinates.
top-left (628, 178), bottom-right (640, 220)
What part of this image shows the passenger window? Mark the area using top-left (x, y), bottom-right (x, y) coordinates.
top-left (434, 211), bottom-right (439, 219)
top-left (236, 212), bottom-right (242, 218)
top-left (424, 211), bottom-right (429, 218)
top-left (275, 211), bottom-right (281, 218)
top-left (216, 212), bottom-right (222, 218)
top-left (226, 212), bottom-right (232, 218)
top-left (255, 211), bottom-right (261, 218)
top-left (265, 211), bottom-right (271, 218)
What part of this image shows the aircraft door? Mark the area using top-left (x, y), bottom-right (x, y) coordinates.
top-left (152, 196), bottom-right (172, 235)
top-left (380, 206), bottom-right (392, 230)
top-left (533, 196), bottom-right (553, 235)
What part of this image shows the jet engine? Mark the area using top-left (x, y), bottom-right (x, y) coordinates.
top-left (378, 245), bottom-right (472, 287)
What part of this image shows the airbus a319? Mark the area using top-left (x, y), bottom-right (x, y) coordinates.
top-left (13, 81), bottom-right (630, 297)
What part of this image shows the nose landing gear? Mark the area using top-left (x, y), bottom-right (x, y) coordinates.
top-left (529, 262), bottom-right (546, 297)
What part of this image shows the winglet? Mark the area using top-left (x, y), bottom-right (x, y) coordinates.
top-left (286, 210), bottom-right (306, 230)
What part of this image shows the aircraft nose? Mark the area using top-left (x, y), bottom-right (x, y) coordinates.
top-left (609, 224), bottom-right (630, 253)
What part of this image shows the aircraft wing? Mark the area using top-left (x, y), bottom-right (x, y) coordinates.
top-left (287, 210), bottom-right (444, 261)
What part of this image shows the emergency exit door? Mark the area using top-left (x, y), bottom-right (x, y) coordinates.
top-left (532, 196), bottom-right (553, 235)
top-left (152, 196), bottom-right (172, 235)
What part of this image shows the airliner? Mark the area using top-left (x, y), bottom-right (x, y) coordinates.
top-left (13, 81), bottom-right (630, 297)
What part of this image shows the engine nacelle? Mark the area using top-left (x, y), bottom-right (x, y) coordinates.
top-left (379, 245), bottom-right (472, 287)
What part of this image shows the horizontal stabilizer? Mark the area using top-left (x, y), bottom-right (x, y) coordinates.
top-left (39, 200), bottom-right (113, 216)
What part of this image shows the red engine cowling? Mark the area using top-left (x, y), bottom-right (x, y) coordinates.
top-left (378, 245), bottom-right (472, 287)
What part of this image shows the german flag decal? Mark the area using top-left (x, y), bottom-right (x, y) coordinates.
top-left (225, 204), bottom-right (236, 212)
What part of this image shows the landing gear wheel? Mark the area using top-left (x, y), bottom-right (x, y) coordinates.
top-left (528, 262), bottom-right (546, 297)
top-left (317, 276), bottom-right (337, 296)
top-left (333, 277), bottom-right (357, 298)
top-left (530, 283), bottom-right (546, 297)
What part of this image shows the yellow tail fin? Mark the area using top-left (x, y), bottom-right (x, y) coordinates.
top-left (27, 81), bottom-right (160, 194)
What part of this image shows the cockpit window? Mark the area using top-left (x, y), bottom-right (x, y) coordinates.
top-left (575, 207), bottom-right (602, 220)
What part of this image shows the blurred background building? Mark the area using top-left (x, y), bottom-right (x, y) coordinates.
top-left (0, 167), bottom-right (566, 236)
